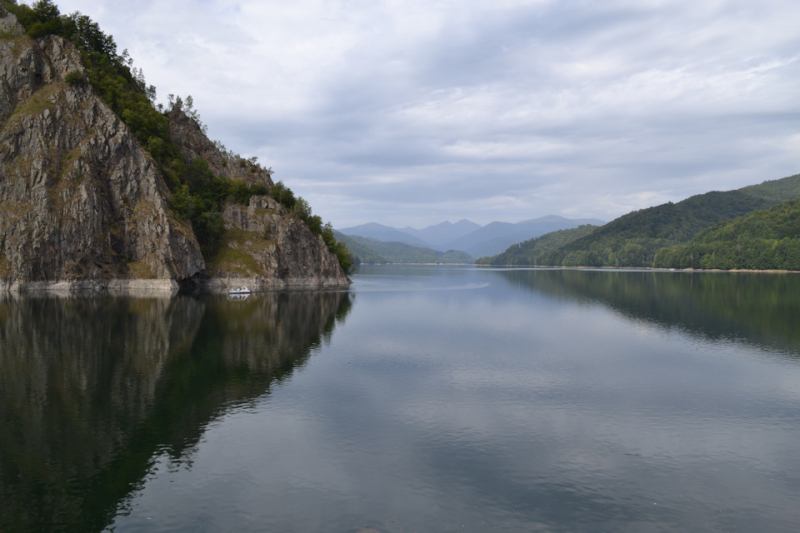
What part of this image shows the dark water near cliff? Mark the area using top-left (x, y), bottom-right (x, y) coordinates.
top-left (2, 266), bottom-right (800, 532)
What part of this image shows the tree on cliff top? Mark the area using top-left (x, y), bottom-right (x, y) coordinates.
top-left (2, 0), bottom-right (353, 272)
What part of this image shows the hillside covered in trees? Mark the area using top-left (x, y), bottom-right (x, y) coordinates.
top-left (653, 199), bottom-right (800, 270)
top-left (475, 225), bottom-right (599, 266)
top-left (532, 173), bottom-right (800, 268)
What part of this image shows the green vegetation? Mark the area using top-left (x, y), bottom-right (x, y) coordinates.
top-left (269, 182), bottom-right (352, 272)
top-left (653, 199), bottom-right (800, 270)
top-left (6, 81), bottom-right (59, 123)
top-left (2, 0), bottom-right (351, 272)
top-left (169, 157), bottom-right (269, 255)
top-left (206, 228), bottom-right (267, 277)
top-left (534, 174), bottom-right (800, 268)
top-left (475, 225), bottom-right (598, 266)
top-left (340, 234), bottom-right (472, 264)
top-left (64, 69), bottom-right (85, 86)
top-left (333, 231), bottom-right (388, 265)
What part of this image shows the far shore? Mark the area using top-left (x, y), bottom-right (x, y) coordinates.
top-left (473, 264), bottom-right (800, 274)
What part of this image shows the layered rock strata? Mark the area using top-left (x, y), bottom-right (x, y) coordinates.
top-left (0, 8), bottom-right (349, 292)
top-left (0, 9), bottom-right (204, 292)
top-left (168, 109), bottom-right (350, 290)
top-left (202, 195), bottom-right (348, 290)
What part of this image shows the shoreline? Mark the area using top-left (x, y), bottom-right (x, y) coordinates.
top-left (473, 264), bottom-right (800, 274)
top-left (0, 276), bottom-right (353, 295)
top-left (199, 276), bottom-right (352, 292)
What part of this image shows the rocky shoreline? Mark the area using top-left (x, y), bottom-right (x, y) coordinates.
top-left (0, 276), bottom-right (351, 294)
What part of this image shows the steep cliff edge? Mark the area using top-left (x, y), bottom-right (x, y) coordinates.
top-left (208, 196), bottom-right (347, 289)
top-left (168, 108), bottom-right (350, 289)
top-left (0, 8), bottom-right (204, 291)
top-left (0, 5), bottom-right (349, 291)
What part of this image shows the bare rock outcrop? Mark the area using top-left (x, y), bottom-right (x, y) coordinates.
top-left (205, 195), bottom-right (348, 289)
top-left (168, 111), bottom-right (351, 289)
top-left (0, 10), bottom-right (204, 291)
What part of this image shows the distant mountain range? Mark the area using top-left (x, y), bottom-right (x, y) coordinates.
top-left (398, 219), bottom-right (482, 247)
top-left (336, 223), bottom-right (432, 247)
top-left (334, 231), bottom-right (472, 264)
top-left (339, 215), bottom-right (606, 258)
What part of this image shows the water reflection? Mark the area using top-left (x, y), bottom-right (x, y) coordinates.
top-left (0, 291), bottom-right (352, 533)
top-left (493, 269), bottom-right (800, 355)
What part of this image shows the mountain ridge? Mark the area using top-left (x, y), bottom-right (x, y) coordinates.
top-left (340, 215), bottom-right (606, 258)
top-left (534, 173), bottom-right (800, 268)
top-left (399, 219), bottom-right (481, 247)
top-left (652, 198), bottom-right (800, 270)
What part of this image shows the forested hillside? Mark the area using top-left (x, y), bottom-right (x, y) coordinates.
top-left (653, 199), bottom-right (800, 270)
top-left (535, 174), bottom-right (800, 268)
top-left (475, 225), bottom-right (598, 266)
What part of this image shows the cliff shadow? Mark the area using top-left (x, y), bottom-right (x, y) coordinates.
top-left (0, 290), bottom-right (353, 533)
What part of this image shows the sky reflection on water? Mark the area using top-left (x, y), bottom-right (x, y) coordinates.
top-left (2, 267), bottom-right (800, 532)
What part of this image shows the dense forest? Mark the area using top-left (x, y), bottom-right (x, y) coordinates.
top-left (475, 225), bottom-right (598, 266)
top-left (532, 174), bottom-right (800, 268)
top-left (1, 0), bottom-right (351, 271)
top-left (653, 198), bottom-right (800, 270)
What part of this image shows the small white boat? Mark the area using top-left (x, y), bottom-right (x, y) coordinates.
top-left (228, 286), bottom-right (251, 295)
top-left (227, 293), bottom-right (250, 301)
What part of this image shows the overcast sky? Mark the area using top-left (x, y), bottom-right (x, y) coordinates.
top-left (52, 0), bottom-right (800, 228)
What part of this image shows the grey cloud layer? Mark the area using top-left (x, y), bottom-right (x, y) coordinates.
top-left (59, 0), bottom-right (800, 227)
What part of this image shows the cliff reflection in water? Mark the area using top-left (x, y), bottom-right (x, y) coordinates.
top-left (0, 290), bottom-right (352, 533)
top-left (496, 269), bottom-right (800, 354)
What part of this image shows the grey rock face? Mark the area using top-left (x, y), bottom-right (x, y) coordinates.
top-left (211, 195), bottom-right (348, 288)
top-left (0, 11), bottom-right (205, 290)
top-left (168, 112), bottom-right (350, 289)
top-left (0, 8), bottom-right (347, 291)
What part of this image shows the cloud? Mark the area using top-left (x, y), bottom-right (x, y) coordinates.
top-left (55, 0), bottom-right (800, 227)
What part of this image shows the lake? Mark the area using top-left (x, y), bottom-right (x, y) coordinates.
top-left (2, 266), bottom-right (800, 532)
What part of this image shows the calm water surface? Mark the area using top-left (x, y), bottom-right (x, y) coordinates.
top-left (2, 266), bottom-right (800, 532)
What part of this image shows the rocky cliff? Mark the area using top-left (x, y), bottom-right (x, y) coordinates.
top-left (207, 195), bottom-right (346, 289)
top-left (0, 9), bottom-right (204, 291)
top-left (0, 7), bottom-right (349, 292)
top-left (168, 107), bottom-right (350, 289)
